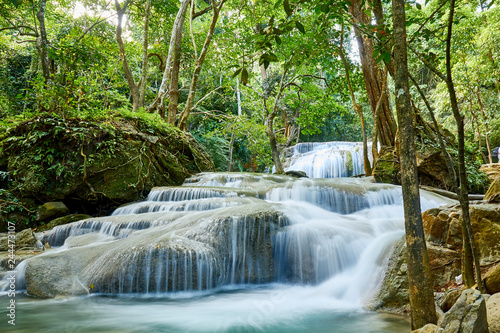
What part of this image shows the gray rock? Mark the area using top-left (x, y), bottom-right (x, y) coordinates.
top-left (37, 202), bottom-right (69, 221)
top-left (487, 293), bottom-right (500, 333)
top-left (0, 228), bottom-right (39, 251)
top-left (284, 170), bottom-right (308, 178)
top-left (437, 289), bottom-right (489, 333)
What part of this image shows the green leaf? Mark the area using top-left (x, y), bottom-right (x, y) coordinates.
top-left (267, 53), bottom-right (279, 62)
top-left (321, 4), bottom-right (329, 13)
top-left (263, 60), bottom-right (270, 70)
top-left (295, 21), bottom-right (305, 34)
top-left (382, 52), bottom-right (391, 63)
top-left (232, 68), bottom-right (242, 78)
top-left (275, 36), bottom-right (282, 45)
top-left (416, 3), bottom-right (422, 10)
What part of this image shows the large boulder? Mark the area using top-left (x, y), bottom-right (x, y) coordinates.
top-left (484, 178), bottom-right (500, 203)
top-left (416, 149), bottom-right (453, 190)
top-left (480, 164), bottom-right (500, 182)
top-left (484, 264), bottom-right (500, 295)
top-left (24, 203), bottom-right (289, 298)
top-left (423, 204), bottom-right (500, 266)
top-left (0, 115), bottom-right (215, 218)
top-left (36, 202), bottom-right (69, 221)
top-left (487, 293), bottom-right (500, 333)
top-left (437, 289), bottom-right (489, 333)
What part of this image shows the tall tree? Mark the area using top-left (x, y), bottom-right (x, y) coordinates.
top-left (349, 0), bottom-right (397, 148)
top-left (392, 0), bottom-right (437, 329)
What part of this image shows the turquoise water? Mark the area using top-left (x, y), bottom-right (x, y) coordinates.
top-left (1, 286), bottom-right (409, 332)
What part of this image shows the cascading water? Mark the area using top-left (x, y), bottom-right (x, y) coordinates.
top-left (0, 149), bottom-right (455, 332)
top-left (281, 141), bottom-right (372, 178)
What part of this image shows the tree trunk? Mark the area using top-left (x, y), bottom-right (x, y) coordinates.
top-left (178, 0), bottom-right (226, 131)
top-left (36, 0), bottom-right (50, 84)
top-left (139, 0), bottom-right (152, 108)
top-left (338, 25), bottom-right (372, 175)
top-left (475, 89), bottom-right (493, 163)
top-left (228, 132), bottom-right (235, 172)
top-left (445, 0), bottom-right (484, 293)
top-left (392, 0), bottom-right (437, 329)
top-left (349, 0), bottom-right (396, 147)
top-left (115, 0), bottom-right (139, 112)
top-left (148, 0), bottom-right (190, 116)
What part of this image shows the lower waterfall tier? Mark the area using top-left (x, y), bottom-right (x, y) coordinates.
top-left (9, 173), bottom-right (454, 300)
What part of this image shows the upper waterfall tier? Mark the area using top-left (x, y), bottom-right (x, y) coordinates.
top-left (281, 141), bottom-right (373, 178)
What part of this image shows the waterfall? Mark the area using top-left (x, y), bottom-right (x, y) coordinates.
top-left (281, 141), bottom-right (373, 178)
top-left (5, 169), bottom-right (454, 304)
top-left (0, 143), bottom-right (457, 332)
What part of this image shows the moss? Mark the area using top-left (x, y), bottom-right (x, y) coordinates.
top-left (0, 113), bottom-right (214, 220)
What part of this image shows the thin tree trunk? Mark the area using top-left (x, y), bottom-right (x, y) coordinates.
top-left (338, 24), bottom-right (372, 175)
top-left (392, 0), bottom-right (437, 329)
top-left (115, 0), bottom-right (139, 112)
top-left (228, 132), bottom-right (235, 172)
top-left (236, 78), bottom-right (242, 116)
top-left (36, 0), bottom-right (50, 82)
top-left (147, 0), bottom-right (190, 116)
top-left (178, 0), bottom-right (226, 131)
top-left (475, 89), bottom-right (493, 163)
top-left (445, 0), bottom-right (484, 293)
top-left (139, 0), bottom-right (152, 108)
top-left (469, 104), bottom-right (488, 163)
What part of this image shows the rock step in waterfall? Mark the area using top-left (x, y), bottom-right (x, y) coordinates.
top-left (3, 170), bottom-right (453, 301)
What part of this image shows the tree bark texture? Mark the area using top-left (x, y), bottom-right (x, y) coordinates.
top-left (392, 0), bottom-right (437, 329)
top-left (349, 0), bottom-right (396, 147)
top-left (36, 0), bottom-right (50, 84)
top-left (115, 0), bottom-right (139, 112)
top-left (177, 0), bottom-right (226, 131)
top-left (445, 0), bottom-right (484, 293)
top-left (148, 0), bottom-right (190, 117)
top-left (139, 0), bottom-right (152, 108)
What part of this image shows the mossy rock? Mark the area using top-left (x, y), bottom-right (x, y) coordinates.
top-left (372, 146), bottom-right (400, 184)
top-left (0, 115), bottom-right (215, 215)
top-left (38, 214), bottom-right (92, 232)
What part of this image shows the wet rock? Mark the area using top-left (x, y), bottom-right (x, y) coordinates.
top-left (0, 249), bottom-right (42, 271)
top-left (437, 289), bottom-right (489, 333)
top-left (487, 293), bottom-right (500, 333)
top-left (39, 214), bottom-right (92, 232)
top-left (37, 202), bottom-right (69, 221)
top-left (369, 238), bottom-right (410, 314)
top-left (484, 178), bottom-right (500, 203)
top-left (284, 170), bottom-right (308, 178)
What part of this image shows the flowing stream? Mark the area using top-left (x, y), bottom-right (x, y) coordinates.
top-left (0, 142), bottom-right (454, 332)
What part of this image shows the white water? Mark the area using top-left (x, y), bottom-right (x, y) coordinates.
top-left (282, 141), bottom-right (372, 178)
top-left (0, 146), bottom-right (455, 332)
